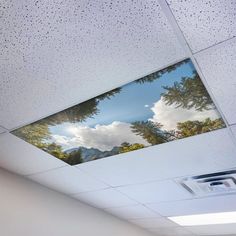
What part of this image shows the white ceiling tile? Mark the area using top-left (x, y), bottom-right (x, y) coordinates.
top-left (77, 129), bottom-right (236, 186)
top-left (186, 223), bottom-right (236, 235)
top-left (0, 127), bottom-right (7, 134)
top-left (0, 0), bottom-right (186, 129)
top-left (149, 226), bottom-right (193, 236)
top-left (28, 166), bottom-right (108, 195)
top-left (73, 188), bottom-right (138, 209)
top-left (195, 38), bottom-right (236, 125)
top-left (105, 205), bottom-right (161, 220)
top-left (231, 125), bottom-right (236, 140)
top-left (130, 217), bottom-right (178, 229)
top-left (116, 180), bottom-right (191, 204)
top-left (0, 133), bottom-right (65, 175)
top-left (147, 194), bottom-right (236, 217)
top-left (168, 0), bottom-right (236, 52)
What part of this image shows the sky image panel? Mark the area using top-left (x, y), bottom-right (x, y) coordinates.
top-left (12, 59), bottom-right (225, 165)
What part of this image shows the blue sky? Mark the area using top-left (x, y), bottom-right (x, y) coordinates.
top-left (49, 60), bottom-right (195, 137)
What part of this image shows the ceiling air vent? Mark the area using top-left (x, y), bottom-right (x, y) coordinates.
top-left (179, 170), bottom-right (236, 196)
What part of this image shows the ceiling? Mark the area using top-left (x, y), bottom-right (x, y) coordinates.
top-left (0, 0), bottom-right (236, 236)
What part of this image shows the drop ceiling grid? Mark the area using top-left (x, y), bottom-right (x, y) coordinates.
top-left (0, 1), bottom-right (236, 236)
top-left (166, 0), bottom-right (236, 53)
top-left (158, 0), bottom-right (234, 130)
top-left (0, 0), bottom-right (186, 130)
top-left (194, 37), bottom-right (236, 125)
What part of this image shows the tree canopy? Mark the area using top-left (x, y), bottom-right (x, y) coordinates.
top-left (135, 59), bottom-right (190, 84)
top-left (161, 73), bottom-right (214, 111)
top-left (131, 121), bottom-right (172, 145)
top-left (176, 118), bottom-right (225, 138)
top-left (119, 142), bottom-right (145, 153)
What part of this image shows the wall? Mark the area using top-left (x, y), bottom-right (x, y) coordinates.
top-left (0, 168), bottom-right (154, 236)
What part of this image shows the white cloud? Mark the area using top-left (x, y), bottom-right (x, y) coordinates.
top-left (144, 104), bottom-right (149, 108)
top-left (52, 121), bottom-right (149, 151)
top-left (150, 97), bottom-right (220, 130)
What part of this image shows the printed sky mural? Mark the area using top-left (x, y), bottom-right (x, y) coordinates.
top-left (12, 59), bottom-right (225, 165)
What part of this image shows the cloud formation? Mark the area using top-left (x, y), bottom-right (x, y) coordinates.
top-left (150, 97), bottom-right (220, 130)
top-left (52, 121), bottom-right (149, 151)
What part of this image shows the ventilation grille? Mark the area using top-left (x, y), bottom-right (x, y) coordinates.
top-left (179, 170), bottom-right (236, 196)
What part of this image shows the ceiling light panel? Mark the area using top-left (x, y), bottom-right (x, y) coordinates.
top-left (11, 59), bottom-right (225, 166)
top-left (0, 0), bottom-right (186, 129)
top-left (168, 211), bottom-right (236, 226)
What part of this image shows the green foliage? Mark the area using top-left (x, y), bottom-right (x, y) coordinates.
top-left (176, 118), bottom-right (225, 138)
top-left (136, 59), bottom-right (190, 84)
top-left (119, 142), bottom-right (145, 153)
top-left (40, 88), bottom-right (121, 126)
top-left (64, 149), bottom-right (83, 165)
top-left (162, 73), bottom-right (214, 111)
top-left (131, 121), bottom-right (171, 145)
top-left (12, 121), bottom-right (50, 147)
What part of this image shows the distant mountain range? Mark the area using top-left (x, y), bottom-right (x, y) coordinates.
top-left (64, 146), bottom-right (120, 162)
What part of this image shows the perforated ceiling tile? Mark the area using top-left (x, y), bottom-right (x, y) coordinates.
top-left (167, 0), bottom-right (236, 52)
top-left (195, 38), bottom-right (236, 125)
top-left (73, 188), bottom-right (137, 209)
top-left (147, 194), bottom-right (236, 217)
top-left (28, 166), bottom-right (109, 195)
top-left (77, 129), bottom-right (236, 186)
top-left (105, 204), bottom-right (161, 220)
top-left (0, 0), bottom-right (186, 129)
top-left (0, 133), bottom-right (66, 175)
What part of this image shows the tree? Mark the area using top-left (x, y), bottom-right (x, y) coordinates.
top-left (43, 142), bottom-right (68, 159)
top-left (65, 149), bottom-right (83, 165)
top-left (119, 142), bottom-right (145, 153)
top-left (41, 88), bottom-right (121, 126)
top-left (135, 59), bottom-right (190, 84)
top-left (161, 73), bottom-right (214, 111)
top-left (12, 121), bottom-right (50, 148)
top-left (131, 121), bottom-right (172, 145)
top-left (176, 118), bottom-right (225, 138)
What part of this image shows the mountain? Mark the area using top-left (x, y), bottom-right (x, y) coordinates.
top-left (64, 146), bottom-right (120, 162)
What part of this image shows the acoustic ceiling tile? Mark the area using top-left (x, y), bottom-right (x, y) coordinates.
top-left (116, 180), bottom-right (191, 204)
top-left (130, 217), bottom-right (178, 229)
top-left (147, 194), bottom-right (236, 217)
top-left (73, 188), bottom-right (138, 209)
top-left (105, 204), bottom-right (161, 220)
top-left (0, 0), bottom-right (186, 129)
top-left (28, 166), bottom-right (109, 195)
top-left (77, 129), bottom-right (236, 186)
top-left (149, 226), bottom-right (193, 236)
top-left (168, 0), bottom-right (236, 52)
top-left (186, 223), bottom-right (236, 235)
top-left (231, 125), bottom-right (236, 140)
top-left (0, 133), bottom-right (66, 175)
top-left (195, 38), bottom-right (236, 125)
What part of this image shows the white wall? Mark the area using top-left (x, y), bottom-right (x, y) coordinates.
top-left (0, 168), bottom-right (154, 236)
